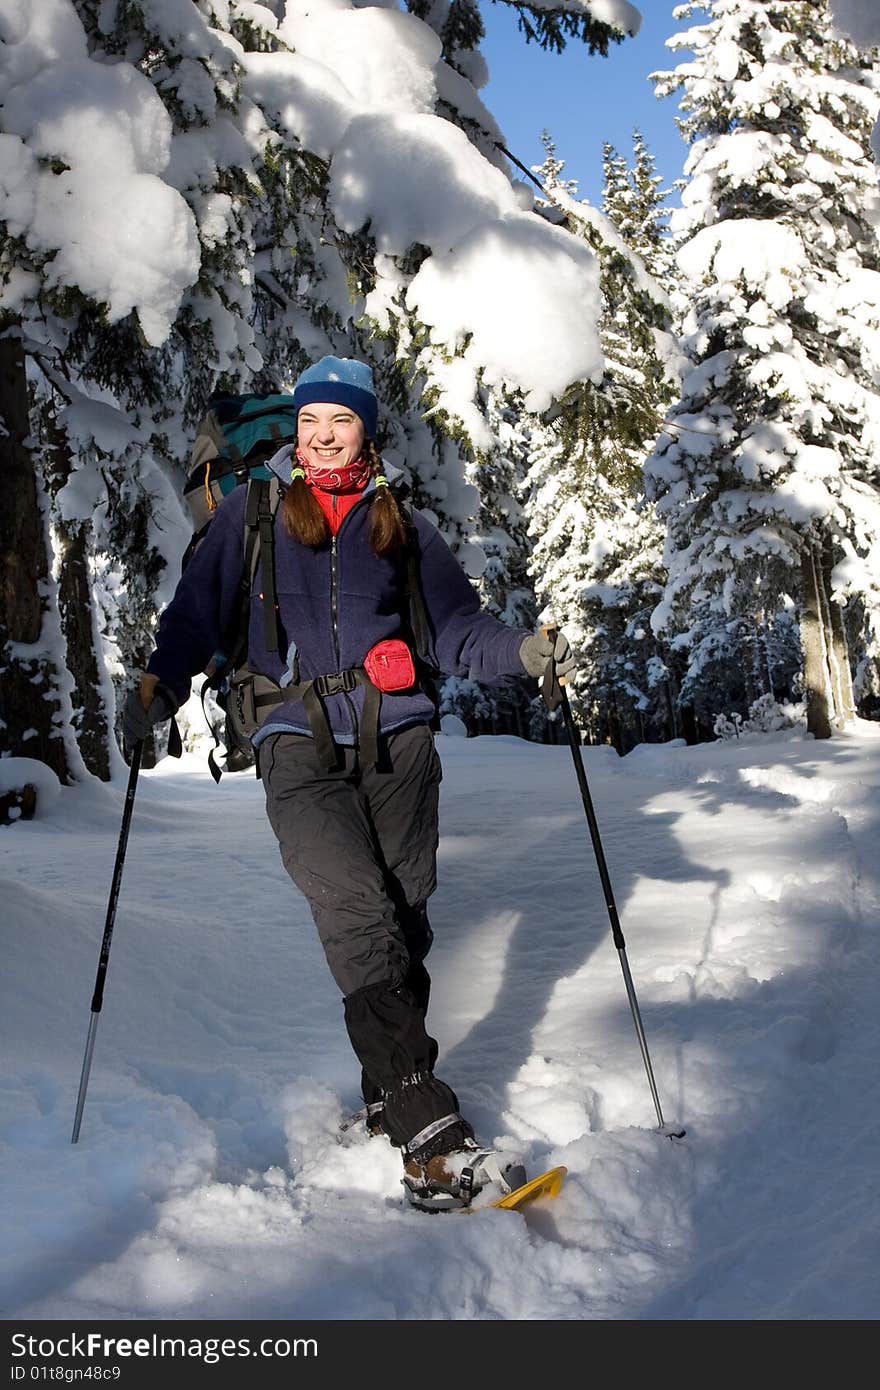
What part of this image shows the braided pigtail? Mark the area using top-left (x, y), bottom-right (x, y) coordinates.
top-left (367, 441), bottom-right (408, 557)
top-left (280, 463), bottom-right (329, 546)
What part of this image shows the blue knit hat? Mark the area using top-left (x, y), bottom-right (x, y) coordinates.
top-left (292, 355), bottom-right (378, 438)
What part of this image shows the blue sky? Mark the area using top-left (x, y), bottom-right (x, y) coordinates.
top-left (479, 2), bottom-right (695, 208)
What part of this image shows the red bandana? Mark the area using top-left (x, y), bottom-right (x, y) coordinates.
top-left (296, 447), bottom-right (372, 493)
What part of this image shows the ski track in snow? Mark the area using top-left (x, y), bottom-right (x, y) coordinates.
top-left (2, 726), bottom-right (879, 1320)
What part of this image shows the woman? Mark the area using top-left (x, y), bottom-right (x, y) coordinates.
top-left (124, 356), bottom-right (574, 1210)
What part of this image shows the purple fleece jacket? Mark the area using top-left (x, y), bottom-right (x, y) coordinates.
top-left (146, 478), bottom-right (531, 745)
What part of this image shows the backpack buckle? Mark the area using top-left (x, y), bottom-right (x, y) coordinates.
top-left (313, 669), bottom-right (358, 697)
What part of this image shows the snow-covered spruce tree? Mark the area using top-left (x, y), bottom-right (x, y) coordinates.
top-left (648, 0), bottom-right (880, 738)
top-left (603, 129), bottom-right (675, 279)
top-left (0, 0), bottom-right (268, 782)
top-left (535, 130), bottom-right (579, 198)
top-left (238, 0), bottom-right (639, 738)
top-left (1, 0), bottom-right (641, 807)
top-left (0, 325), bottom-right (75, 816)
top-left (0, 0), bottom-right (207, 790)
top-left (433, 384), bottom-right (545, 737)
top-left (427, 131), bottom-right (570, 738)
top-left (830, 0), bottom-right (880, 140)
top-left (522, 135), bottom-right (680, 749)
top-left (306, 2), bottom-right (643, 736)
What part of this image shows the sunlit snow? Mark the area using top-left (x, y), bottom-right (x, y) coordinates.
top-left (2, 721), bottom-right (878, 1320)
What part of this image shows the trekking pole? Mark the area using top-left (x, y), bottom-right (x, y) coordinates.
top-left (542, 646), bottom-right (685, 1140)
top-left (71, 740), bottom-right (143, 1144)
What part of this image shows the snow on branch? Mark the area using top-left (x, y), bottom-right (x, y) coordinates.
top-left (497, 0), bottom-right (641, 53)
top-left (0, 0), bottom-right (200, 342)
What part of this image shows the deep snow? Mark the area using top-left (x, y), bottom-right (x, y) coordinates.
top-left (2, 718), bottom-right (879, 1321)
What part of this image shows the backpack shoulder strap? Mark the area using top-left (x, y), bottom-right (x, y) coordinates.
top-left (396, 498), bottom-right (440, 728)
top-left (215, 476), bottom-right (283, 676)
top-left (245, 476), bottom-right (283, 656)
top-left (399, 500), bottom-right (434, 667)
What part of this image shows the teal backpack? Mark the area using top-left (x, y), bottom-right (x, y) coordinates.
top-left (182, 391), bottom-right (297, 546)
top-left (180, 390), bottom-right (438, 781)
top-left (182, 392), bottom-right (295, 774)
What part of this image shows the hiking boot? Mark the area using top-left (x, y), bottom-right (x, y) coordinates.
top-left (402, 1140), bottom-right (527, 1212)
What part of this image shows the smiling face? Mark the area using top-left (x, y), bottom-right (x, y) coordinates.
top-left (297, 402), bottom-right (365, 473)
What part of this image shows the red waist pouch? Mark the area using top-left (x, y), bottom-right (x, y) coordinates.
top-left (364, 639), bottom-right (416, 692)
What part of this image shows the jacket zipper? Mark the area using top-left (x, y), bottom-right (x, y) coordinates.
top-left (329, 487), bottom-right (377, 667)
top-left (330, 490), bottom-right (375, 736)
top-left (330, 510), bottom-right (358, 731)
top-left (330, 531), bottom-right (340, 668)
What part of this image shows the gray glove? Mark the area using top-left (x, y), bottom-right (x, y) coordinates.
top-left (519, 629), bottom-right (576, 681)
top-left (122, 680), bottom-right (176, 754)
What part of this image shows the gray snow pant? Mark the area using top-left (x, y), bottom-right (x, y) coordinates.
top-left (260, 723), bottom-right (441, 998)
top-left (260, 725), bottom-right (473, 1156)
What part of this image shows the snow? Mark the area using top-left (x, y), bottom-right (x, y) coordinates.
top-left (279, 5), bottom-right (440, 116)
top-left (1, 0), bottom-right (618, 455)
top-left (243, 51), bottom-right (353, 162)
top-left (675, 221), bottom-right (803, 309)
top-left (0, 758), bottom-right (62, 812)
top-left (830, 0), bottom-right (880, 48)
top-left (330, 113), bottom-right (521, 253)
top-left (523, 0), bottom-right (641, 32)
top-left (0, 0), bottom-right (86, 82)
top-left (0, 0), bottom-right (200, 344)
top-left (829, 0), bottom-right (880, 159)
top-left (2, 721), bottom-right (879, 1320)
top-left (407, 212), bottom-right (604, 415)
top-left (549, 186), bottom-right (672, 307)
top-left (434, 60), bottom-right (505, 146)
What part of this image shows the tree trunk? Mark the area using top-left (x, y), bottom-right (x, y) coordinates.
top-left (57, 521), bottom-right (112, 779)
top-left (0, 325), bottom-right (72, 807)
top-left (679, 703), bottom-right (699, 745)
top-left (750, 613), bottom-right (768, 705)
top-left (821, 536), bottom-right (856, 725)
top-left (761, 611), bottom-right (776, 696)
top-left (607, 700), bottom-right (623, 754)
top-left (800, 542), bottom-right (833, 739)
top-left (45, 417), bottom-right (112, 780)
top-left (828, 600), bottom-right (856, 723)
top-left (740, 619), bottom-right (759, 710)
top-left (664, 677), bottom-right (678, 741)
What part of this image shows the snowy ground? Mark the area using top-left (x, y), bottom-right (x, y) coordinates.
top-left (2, 720), bottom-right (879, 1322)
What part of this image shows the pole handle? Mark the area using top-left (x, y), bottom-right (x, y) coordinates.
top-left (540, 625), bottom-right (567, 711)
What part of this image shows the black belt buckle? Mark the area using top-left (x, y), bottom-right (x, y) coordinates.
top-left (314, 669), bottom-right (357, 697)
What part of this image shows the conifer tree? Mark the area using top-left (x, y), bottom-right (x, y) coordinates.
top-left (603, 130), bottom-right (673, 278)
top-left (1, 0), bottom-right (639, 806)
top-left (649, 0), bottom-right (880, 737)
top-left (522, 134), bottom-right (679, 748)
